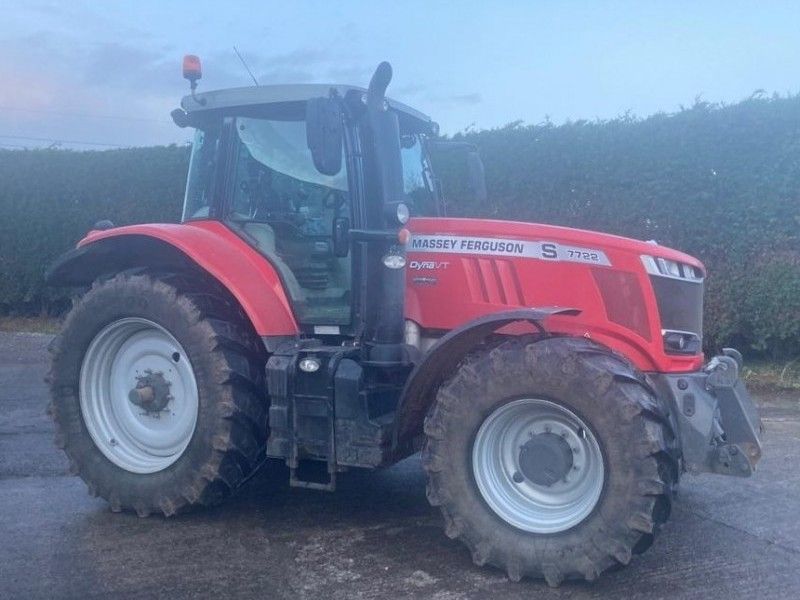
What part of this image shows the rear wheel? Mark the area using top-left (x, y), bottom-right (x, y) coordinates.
top-left (48, 273), bottom-right (267, 517)
top-left (422, 336), bottom-right (677, 586)
top-left (79, 317), bottom-right (199, 474)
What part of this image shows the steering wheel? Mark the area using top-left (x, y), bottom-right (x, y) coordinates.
top-left (323, 189), bottom-right (345, 211)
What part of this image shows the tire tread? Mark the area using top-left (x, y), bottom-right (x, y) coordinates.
top-left (48, 272), bottom-right (268, 517)
top-left (422, 335), bottom-right (678, 585)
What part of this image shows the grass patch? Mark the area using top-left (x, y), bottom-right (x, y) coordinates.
top-left (742, 358), bottom-right (800, 391)
top-left (0, 316), bottom-right (61, 334)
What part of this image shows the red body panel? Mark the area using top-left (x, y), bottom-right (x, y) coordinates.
top-left (79, 221), bottom-right (299, 336)
top-left (77, 217), bottom-right (704, 374)
top-left (405, 218), bottom-right (705, 373)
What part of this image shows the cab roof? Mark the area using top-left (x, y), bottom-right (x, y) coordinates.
top-left (181, 84), bottom-right (432, 125)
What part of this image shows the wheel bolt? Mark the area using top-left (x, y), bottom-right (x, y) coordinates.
top-left (544, 425), bottom-right (551, 433)
top-left (512, 471), bottom-right (524, 483)
top-left (572, 446), bottom-right (579, 454)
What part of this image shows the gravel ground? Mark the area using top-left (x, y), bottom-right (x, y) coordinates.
top-left (1, 331), bottom-right (799, 599)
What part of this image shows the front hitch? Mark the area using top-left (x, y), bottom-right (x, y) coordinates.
top-left (651, 351), bottom-right (763, 477)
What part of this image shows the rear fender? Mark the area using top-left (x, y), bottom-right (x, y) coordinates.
top-left (46, 222), bottom-right (299, 336)
top-left (392, 307), bottom-right (579, 451)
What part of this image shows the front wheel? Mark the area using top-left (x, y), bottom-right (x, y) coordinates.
top-left (48, 273), bottom-right (267, 517)
top-left (422, 336), bottom-right (677, 586)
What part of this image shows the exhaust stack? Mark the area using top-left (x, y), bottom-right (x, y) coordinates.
top-left (359, 62), bottom-right (407, 365)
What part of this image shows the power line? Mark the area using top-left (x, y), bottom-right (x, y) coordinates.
top-left (0, 133), bottom-right (124, 147)
top-left (0, 105), bottom-right (172, 124)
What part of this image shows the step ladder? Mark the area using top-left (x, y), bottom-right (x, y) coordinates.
top-left (288, 394), bottom-right (337, 491)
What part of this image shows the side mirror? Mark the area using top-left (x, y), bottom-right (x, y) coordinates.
top-left (467, 150), bottom-right (488, 203)
top-left (332, 216), bottom-right (350, 257)
top-left (306, 97), bottom-right (343, 176)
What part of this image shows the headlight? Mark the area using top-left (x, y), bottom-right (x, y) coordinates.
top-left (658, 258), bottom-right (681, 278)
top-left (383, 253), bottom-right (406, 269)
top-left (641, 255), bottom-right (703, 281)
top-left (662, 330), bottom-right (702, 355)
top-left (396, 202), bottom-right (410, 224)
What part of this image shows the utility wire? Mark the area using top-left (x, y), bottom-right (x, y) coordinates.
top-left (0, 105), bottom-right (171, 124)
top-left (0, 133), bottom-right (124, 147)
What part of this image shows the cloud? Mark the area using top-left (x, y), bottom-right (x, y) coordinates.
top-left (325, 64), bottom-right (375, 85)
top-left (390, 82), bottom-right (482, 107)
top-left (0, 31), bottom-right (187, 148)
top-left (205, 45), bottom-right (365, 87)
top-left (0, 4), bottom-right (472, 147)
top-left (447, 93), bottom-right (482, 105)
top-left (418, 91), bottom-right (483, 107)
top-left (82, 43), bottom-right (165, 87)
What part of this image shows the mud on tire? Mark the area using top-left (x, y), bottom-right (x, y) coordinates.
top-left (422, 336), bottom-right (677, 586)
top-left (48, 273), bottom-right (267, 517)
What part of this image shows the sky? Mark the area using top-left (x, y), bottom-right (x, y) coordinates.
top-left (1, 1), bottom-right (800, 150)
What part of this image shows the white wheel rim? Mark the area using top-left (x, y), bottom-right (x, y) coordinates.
top-left (79, 318), bottom-right (199, 474)
top-left (472, 398), bottom-right (605, 534)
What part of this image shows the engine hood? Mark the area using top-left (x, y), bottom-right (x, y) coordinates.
top-left (407, 217), bottom-right (703, 271)
top-left (404, 216), bottom-right (706, 374)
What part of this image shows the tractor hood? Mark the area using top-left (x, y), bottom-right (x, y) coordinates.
top-left (404, 216), bottom-right (706, 374)
top-left (406, 217), bottom-right (703, 270)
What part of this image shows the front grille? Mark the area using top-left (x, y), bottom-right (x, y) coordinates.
top-left (650, 276), bottom-right (704, 339)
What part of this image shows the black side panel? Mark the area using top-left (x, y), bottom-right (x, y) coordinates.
top-left (333, 359), bottom-right (394, 468)
top-left (265, 355), bottom-right (294, 459)
top-left (266, 346), bottom-right (401, 474)
top-left (46, 236), bottom-right (193, 287)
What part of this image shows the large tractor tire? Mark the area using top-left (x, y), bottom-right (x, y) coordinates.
top-left (48, 273), bottom-right (267, 517)
top-left (422, 336), bottom-right (677, 586)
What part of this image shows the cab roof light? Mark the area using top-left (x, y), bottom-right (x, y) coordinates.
top-left (182, 55), bottom-right (206, 106)
top-left (182, 55), bottom-right (202, 87)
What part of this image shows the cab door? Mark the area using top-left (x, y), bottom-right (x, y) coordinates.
top-left (223, 113), bottom-right (353, 329)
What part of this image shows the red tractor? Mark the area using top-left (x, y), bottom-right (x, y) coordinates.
top-left (46, 58), bottom-right (762, 585)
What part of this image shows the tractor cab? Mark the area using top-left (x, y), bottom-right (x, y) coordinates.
top-left (171, 65), bottom-right (460, 352)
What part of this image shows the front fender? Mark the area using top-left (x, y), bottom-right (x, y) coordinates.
top-left (393, 307), bottom-right (579, 450)
top-left (47, 221), bottom-right (299, 336)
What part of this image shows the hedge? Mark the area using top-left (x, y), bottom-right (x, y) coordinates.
top-left (0, 145), bottom-right (188, 314)
top-left (1, 93), bottom-right (798, 357)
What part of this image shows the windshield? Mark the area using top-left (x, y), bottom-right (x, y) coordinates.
top-left (237, 117), bottom-right (347, 192)
top-left (400, 134), bottom-right (439, 216)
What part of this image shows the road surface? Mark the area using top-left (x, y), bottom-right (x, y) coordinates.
top-left (1, 332), bottom-right (799, 599)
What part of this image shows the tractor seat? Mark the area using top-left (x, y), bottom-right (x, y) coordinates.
top-left (238, 222), bottom-right (306, 301)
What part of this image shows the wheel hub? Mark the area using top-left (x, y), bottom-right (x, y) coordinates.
top-left (128, 370), bottom-right (173, 414)
top-left (518, 432), bottom-right (574, 486)
top-left (472, 398), bottom-right (605, 533)
top-left (79, 318), bottom-right (199, 474)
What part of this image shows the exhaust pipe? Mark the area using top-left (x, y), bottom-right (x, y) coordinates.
top-left (359, 62), bottom-right (407, 365)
